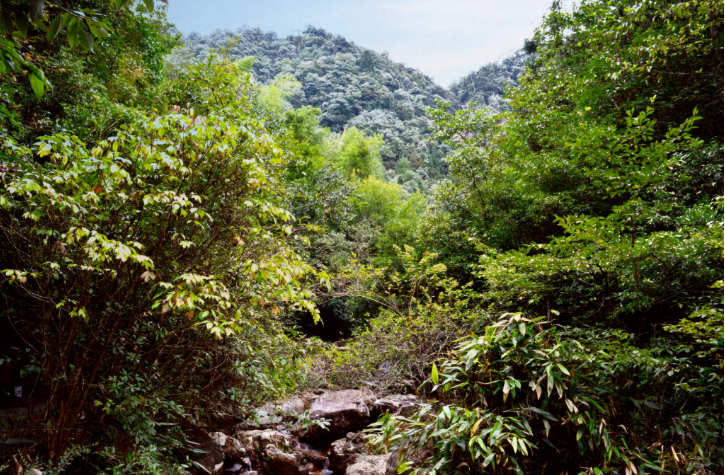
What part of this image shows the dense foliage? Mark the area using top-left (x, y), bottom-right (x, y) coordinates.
top-left (448, 51), bottom-right (526, 112)
top-left (0, 0), bottom-right (722, 474)
top-left (366, 1), bottom-right (723, 474)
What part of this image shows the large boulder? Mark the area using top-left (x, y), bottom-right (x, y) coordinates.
top-left (329, 432), bottom-right (365, 473)
top-left (346, 454), bottom-right (393, 475)
top-left (300, 390), bottom-right (373, 441)
top-left (370, 395), bottom-right (419, 420)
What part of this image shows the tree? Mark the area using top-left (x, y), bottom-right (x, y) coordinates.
top-left (0, 52), bottom-right (317, 468)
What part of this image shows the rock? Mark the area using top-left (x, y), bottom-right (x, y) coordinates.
top-left (209, 432), bottom-right (245, 461)
top-left (249, 409), bottom-right (276, 429)
top-left (242, 394), bottom-right (318, 431)
top-left (296, 444), bottom-right (329, 473)
top-left (370, 395), bottom-right (419, 420)
top-left (329, 432), bottom-right (365, 473)
top-left (210, 432), bottom-right (228, 447)
top-left (265, 445), bottom-right (305, 475)
top-left (345, 454), bottom-right (393, 475)
top-left (261, 440), bottom-right (328, 475)
top-left (236, 429), bottom-right (295, 452)
top-left (277, 397), bottom-right (306, 415)
top-left (301, 390), bottom-right (372, 441)
top-left (186, 427), bottom-right (224, 475)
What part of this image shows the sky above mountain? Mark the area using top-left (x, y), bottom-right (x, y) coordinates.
top-left (166, 0), bottom-right (557, 86)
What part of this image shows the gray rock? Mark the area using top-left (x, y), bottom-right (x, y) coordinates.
top-left (278, 397), bottom-right (307, 415)
top-left (210, 431), bottom-right (228, 447)
top-left (261, 440), bottom-right (328, 475)
top-left (329, 432), bottom-right (365, 473)
top-left (346, 454), bottom-right (393, 475)
top-left (301, 390), bottom-right (373, 440)
top-left (265, 445), bottom-right (305, 475)
top-left (210, 432), bottom-right (245, 461)
top-left (236, 429), bottom-right (296, 452)
top-left (243, 394), bottom-right (318, 430)
top-left (371, 395), bottom-right (419, 420)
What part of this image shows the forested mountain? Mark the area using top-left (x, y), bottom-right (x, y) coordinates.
top-left (180, 26), bottom-right (523, 188)
top-left (0, 1), bottom-right (722, 474)
top-left (449, 50), bottom-right (527, 110)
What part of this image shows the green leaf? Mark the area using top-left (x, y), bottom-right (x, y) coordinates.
top-left (397, 462), bottom-right (413, 473)
top-left (527, 406), bottom-right (557, 421)
top-left (29, 71), bottom-right (45, 99)
top-left (32, 17), bottom-right (46, 32)
top-left (143, 0), bottom-right (155, 12)
top-left (67, 17), bottom-right (79, 48)
top-left (79, 27), bottom-right (94, 52)
top-left (431, 363), bottom-right (439, 385)
top-left (14, 10), bottom-right (29, 37)
top-left (47, 13), bottom-right (62, 41)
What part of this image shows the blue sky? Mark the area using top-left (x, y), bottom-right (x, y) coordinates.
top-left (166, 0), bottom-right (556, 86)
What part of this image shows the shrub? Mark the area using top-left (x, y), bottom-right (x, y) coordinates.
top-left (370, 314), bottom-right (723, 475)
top-left (0, 109), bottom-right (316, 464)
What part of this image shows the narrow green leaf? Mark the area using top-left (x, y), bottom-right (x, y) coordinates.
top-left (431, 363), bottom-right (439, 385)
top-left (527, 406), bottom-right (557, 421)
top-left (397, 462), bottom-right (413, 474)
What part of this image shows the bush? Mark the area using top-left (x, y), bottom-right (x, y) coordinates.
top-left (0, 108), bottom-right (316, 465)
top-left (370, 314), bottom-right (723, 475)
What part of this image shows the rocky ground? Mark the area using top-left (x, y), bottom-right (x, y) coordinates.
top-left (187, 390), bottom-right (423, 475)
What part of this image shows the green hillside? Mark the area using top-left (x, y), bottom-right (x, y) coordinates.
top-left (181, 26), bottom-right (523, 189)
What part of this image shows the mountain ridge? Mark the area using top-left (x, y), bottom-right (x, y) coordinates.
top-left (181, 25), bottom-right (525, 187)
